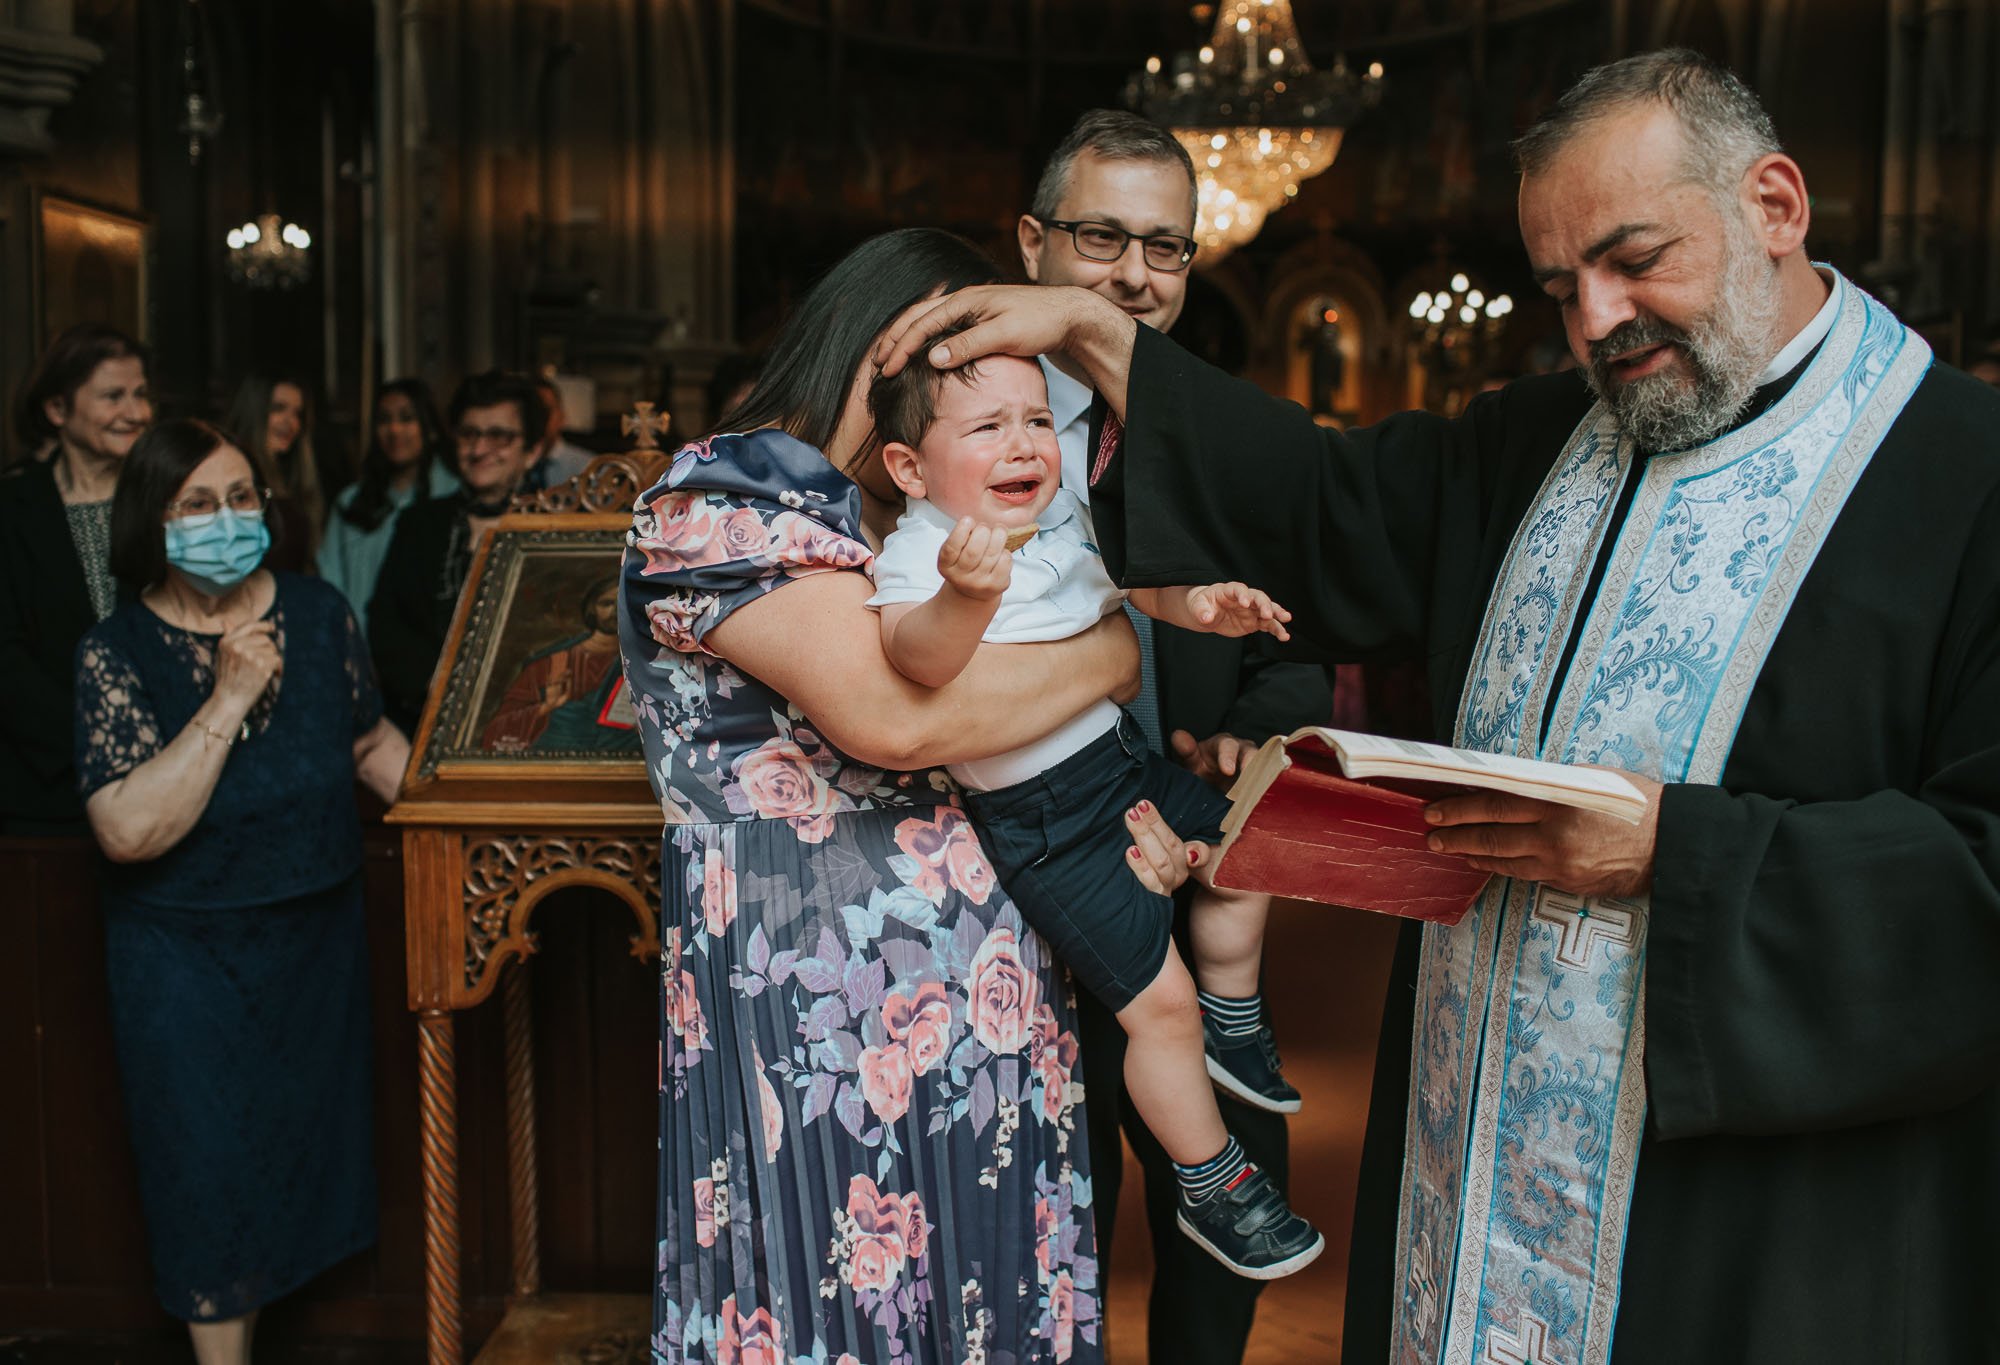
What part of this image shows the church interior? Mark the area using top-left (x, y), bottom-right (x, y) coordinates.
top-left (3, 1), bottom-right (1998, 1362)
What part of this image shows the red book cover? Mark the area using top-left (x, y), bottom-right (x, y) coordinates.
top-left (1210, 748), bottom-right (1492, 925)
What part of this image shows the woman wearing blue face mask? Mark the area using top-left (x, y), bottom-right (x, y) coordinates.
top-left (71, 418), bottom-right (408, 1365)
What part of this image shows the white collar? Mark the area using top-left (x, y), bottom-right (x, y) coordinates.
top-left (1038, 356), bottom-right (1095, 435)
top-left (1755, 267), bottom-right (1841, 388)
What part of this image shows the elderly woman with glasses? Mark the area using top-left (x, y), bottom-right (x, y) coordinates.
top-left (72, 418), bottom-right (407, 1365)
top-left (368, 368), bottom-right (547, 732)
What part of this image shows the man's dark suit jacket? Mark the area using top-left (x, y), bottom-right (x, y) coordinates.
top-left (1081, 401), bottom-right (1334, 1363)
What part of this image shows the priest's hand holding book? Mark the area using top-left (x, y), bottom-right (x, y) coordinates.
top-left (1422, 775), bottom-right (1662, 901)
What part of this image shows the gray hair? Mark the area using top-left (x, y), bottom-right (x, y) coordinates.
top-left (1512, 49), bottom-right (1781, 201)
top-left (1030, 109), bottom-right (1198, 228)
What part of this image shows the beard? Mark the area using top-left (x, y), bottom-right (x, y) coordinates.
top-left (1584, 219), bottom-right (1784, 452)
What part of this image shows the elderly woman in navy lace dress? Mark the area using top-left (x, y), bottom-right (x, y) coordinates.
top-left (73, 419), bottom-right (407, 1365)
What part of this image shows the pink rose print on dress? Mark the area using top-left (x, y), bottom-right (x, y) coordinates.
top-left (939, 814), bottom-right (998, 905)
top-left (701, 848), bottom-right (737, 937)
top-left (1049, 1269), bottom-right (1077, 1362)
top-left (1035, 1195), bottom-right (1056, 1273)
top-left (769, 511), bottom-right (874, 574)
top-left (1030, 1004), bottom-right (1080, 1120)
top-left (892, 814), bottom-right (951, 901)
top-left (638, 490), bottom-right (730, 573)
top-left (893, 1190), bottom-right (930, 1263)
top-left (966, 927), bottom-right (1041, 1056)
top-left (849, 1232), bottom-right (901, 1292)
top-left (717, 505), bottom-right (774, 560)
top-left (728, 737), bottom-right (841, 843)
top-left (693, 1177), bottom-right (716, 1248)
top-left (884, 982), bottom-right (953, 1076)
top-left (716, 1295), bottom-right (783, 1365)
top-left (665, 968), bottom-right (707, 1052)
top-left (842, 1175), bottom-right (929, 1292)
top-left (857, 1042), bottom-right (914, 1124)
top-left (644, 591), bottom-right (708, 654)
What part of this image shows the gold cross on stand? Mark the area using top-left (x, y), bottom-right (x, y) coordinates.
top-left (621, 401), bottom-right (670, 450)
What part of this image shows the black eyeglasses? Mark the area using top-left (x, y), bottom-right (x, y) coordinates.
top-left (456, 425), bottom-right (524, 449)
top-left (1039, 218), bottom-right (1198, 273)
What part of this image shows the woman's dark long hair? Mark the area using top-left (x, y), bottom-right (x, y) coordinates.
top-left (715, 229), bottom-right (1002, 464)
top-left (222, 373), bottom-right (322, 556)
top-left (340, 377), bottom-right (451, 532)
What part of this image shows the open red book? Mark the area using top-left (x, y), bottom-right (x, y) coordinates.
top-left (1208, 728), bottom-right (1646, 925)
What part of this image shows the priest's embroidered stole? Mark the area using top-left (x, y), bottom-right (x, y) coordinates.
top-left (1390, 272), bottom-right (1931, 1365)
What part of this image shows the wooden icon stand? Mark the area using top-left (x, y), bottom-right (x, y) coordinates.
top-left (387, 415), bottom-right (669, 1363)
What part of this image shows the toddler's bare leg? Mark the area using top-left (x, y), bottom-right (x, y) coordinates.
top-left (1189, 882), bottom-right (1270, 998)
top-left (1115, 942), bottom-right (1229, 1164)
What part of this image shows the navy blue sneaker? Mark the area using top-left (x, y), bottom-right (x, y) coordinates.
top-left (1204, 1017), bottom-right (1303, 1114)
top-left (1175, 1165), bottom-right (1324, 1280)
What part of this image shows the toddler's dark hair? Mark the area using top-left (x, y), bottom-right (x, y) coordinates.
top-left (868, 319), bottom-right (984, 449)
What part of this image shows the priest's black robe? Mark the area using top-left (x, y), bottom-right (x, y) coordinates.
top-left (1090, 323), bottom-right (2000, 1364)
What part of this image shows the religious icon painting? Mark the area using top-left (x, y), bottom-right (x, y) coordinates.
top-left (409, 519), bottom-right (646, 782)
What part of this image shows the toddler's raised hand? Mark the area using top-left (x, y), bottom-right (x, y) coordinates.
top-left (938, 517), bottom-right (1014, 601)
top-left (1186, 581), bottom-right (1293, 640)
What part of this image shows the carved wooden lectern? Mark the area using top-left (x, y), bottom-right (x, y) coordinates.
top-left (388, 410), bottom-right (671, 1364)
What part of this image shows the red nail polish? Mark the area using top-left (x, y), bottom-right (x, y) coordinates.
top-left (1187, 847), bottom-right (1200, 865)
top-left (1137, 800), bottom-right (1151, 814)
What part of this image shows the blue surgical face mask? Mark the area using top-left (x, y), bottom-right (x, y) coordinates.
top-left (164, 508), bottom-right (271, 596)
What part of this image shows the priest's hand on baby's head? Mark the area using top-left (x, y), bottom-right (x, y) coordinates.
top-left (936, 517), bottom-right (1015, 602)
top-left (1188, 582), bottom-right (1293, 641)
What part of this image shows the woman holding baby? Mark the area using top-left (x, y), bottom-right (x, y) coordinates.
top-left (620, 230), bottom-right (1200, 1364)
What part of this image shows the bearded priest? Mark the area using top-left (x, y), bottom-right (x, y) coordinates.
top-left (876, 47), bottom-right (2000, 1365)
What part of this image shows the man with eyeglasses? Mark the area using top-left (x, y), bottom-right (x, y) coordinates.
top-left (1019, 108), bottom-right (1332, 1365)
top-left (370, 369), bottom-right (548, 732)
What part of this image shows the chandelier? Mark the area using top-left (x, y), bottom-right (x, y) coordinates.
top-left (224, 213), bottom-right (312, 289)
top-left (1127, 0), bottom-right (1384, 261)
top-left (1407, 271), bottom-right (1513, 352)
top-left (1406, 270), bottom-right (1513, 410)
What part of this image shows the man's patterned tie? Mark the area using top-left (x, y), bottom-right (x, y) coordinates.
top-left (1088, 410), bottom-right (1164, 752)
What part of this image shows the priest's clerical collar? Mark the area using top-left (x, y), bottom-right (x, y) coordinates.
top-left (1754, 266), bottom-right (1842, 388)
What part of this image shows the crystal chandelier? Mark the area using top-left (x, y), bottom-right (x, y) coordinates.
top-left (1127, 0), bottom-right (1384, 261)
top-left (224, 213), bottom-right (312, 289)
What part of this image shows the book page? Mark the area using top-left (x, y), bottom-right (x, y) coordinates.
top-left (1290, 728), bottom-right (1647, 822)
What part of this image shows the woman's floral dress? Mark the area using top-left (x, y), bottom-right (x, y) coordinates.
top-left (619, 430), bottom-right (1102, 1365)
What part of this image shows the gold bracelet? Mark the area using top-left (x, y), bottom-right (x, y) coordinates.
top-left (196, 718), bottom-right (236, 748)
